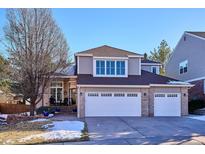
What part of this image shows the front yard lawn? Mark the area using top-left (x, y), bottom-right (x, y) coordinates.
top-left (0, 119), bottom-right (88, 144)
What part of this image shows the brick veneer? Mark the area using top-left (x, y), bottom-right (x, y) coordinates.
top-left (189, 79), bottom-right (205, 101)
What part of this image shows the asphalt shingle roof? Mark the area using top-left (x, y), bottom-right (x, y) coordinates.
top-left (186, 31), bottom-right (205, 39)
top-left (77, 70), bottom-right (177, 85)
top-left (76, 45), bottom-right (143, 57)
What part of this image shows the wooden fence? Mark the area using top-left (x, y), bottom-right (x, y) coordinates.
top-left (0, 103), bottom-right (30, 114)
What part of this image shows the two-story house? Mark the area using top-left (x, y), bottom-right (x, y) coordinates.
top-left (39, 45), bottom-right (192, 117)
top-left (166, 31), bottom-right (205, 101)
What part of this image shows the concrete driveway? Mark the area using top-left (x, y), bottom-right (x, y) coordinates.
top-left (74, 117), bottom-right (205, 145)
top-left (60, 117), bottom-right (205, 145)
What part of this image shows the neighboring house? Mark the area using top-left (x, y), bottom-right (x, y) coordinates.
top-left (39, 45), bottom-right (192, 117)
top-left (0, 89), bottom-right (23, 104)
top-left (166, 31), bottom-right (205, 101)
top-left (141, 59), bottom-right (161, 74)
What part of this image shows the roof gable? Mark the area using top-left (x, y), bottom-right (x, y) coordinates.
top-left (186, 31), bottom-right (205, 39)
top-left (76, 45), bottom-right (143, 57)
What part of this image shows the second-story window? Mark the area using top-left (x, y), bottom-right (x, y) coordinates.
top-left (95, 59), bottom-right (126, 77)
top-left (151, 66), bottom-right (157, 74)
top-left (116, 61), bottom-right (125, 75)
top-left (179, 60), bottom-right (188, 74)
top-left (106, 61), bottom-right (115, 75)
top-left (96, 60), bottom-right (105, 75)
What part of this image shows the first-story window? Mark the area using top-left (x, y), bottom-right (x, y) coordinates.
top-left (96, 60), bottom-right (105, 75)
top-left (116, 61), bottom-right (125, 75)
top-left (50, 81), bottom-right (63, 104)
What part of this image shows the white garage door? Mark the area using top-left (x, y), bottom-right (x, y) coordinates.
top-left (154, 93), bottom-right (181, 116)
top-left (85, 92), bottom-right (141, 117)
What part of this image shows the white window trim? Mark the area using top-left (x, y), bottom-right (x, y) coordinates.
top-left (93, 58), bottom-right (128, 77)
top-left (179, 60), bottom-right (188, 75)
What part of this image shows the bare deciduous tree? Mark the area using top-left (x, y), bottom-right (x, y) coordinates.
top-left (4, 9), bottom-right (69, 115)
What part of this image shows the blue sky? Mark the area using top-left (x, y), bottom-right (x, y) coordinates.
top-left (1, 8), bottom-right (205, 58)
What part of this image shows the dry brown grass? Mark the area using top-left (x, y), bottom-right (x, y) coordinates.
top-left (0, 121), bottom-right (52, 144)
top-left (0, 120), bottom-right (88, 145)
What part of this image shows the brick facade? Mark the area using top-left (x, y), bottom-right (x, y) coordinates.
top-left (189, 79), bottom-right (205, 101)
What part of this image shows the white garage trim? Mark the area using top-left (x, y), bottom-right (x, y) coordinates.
top-left (85, 92), bottom-right (141, 117)
top-left (154, 93), bottom-right (181, 117)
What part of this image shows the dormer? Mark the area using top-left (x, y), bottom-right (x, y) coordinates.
top-left (141, 59), bottom-right (161, 75)
top-left (75, 45), bottom-right (143, 77)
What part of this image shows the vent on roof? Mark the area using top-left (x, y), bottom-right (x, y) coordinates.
top-left (184, 36), bottom-right (186, 41)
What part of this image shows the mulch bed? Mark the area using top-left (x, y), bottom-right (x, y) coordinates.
top-left (7, 114), bottom-right (46, 124)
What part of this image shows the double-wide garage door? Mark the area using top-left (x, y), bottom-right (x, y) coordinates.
top-left (85, 92), bottom-right (141, 117)
top-left (154, 93), bottom-right (181, 116)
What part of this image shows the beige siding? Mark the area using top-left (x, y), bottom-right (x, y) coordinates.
top-left (166, 33), bottom-right (205, 81)
top-left (78, 56), bottom-right (93, 74)
top-left (128, 57), bottom-right (140, 75)
top-left (142, 65), bottom-right (151, 72)
top-left (78, 56), bottom-right (140, 76)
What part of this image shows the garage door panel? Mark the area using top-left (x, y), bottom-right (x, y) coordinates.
top-left (85, 92), bottom-right (141, 117)
top-left (154, 93), bottom-right (181, 116)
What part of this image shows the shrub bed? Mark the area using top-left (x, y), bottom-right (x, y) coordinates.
top-left (188, 99), bottom-right (205, 113)
top-left (36, 106), bottom-right (60, 115)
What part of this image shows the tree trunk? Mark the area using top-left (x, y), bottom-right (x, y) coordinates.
top-left (30, 102), bottom-right (36, 116)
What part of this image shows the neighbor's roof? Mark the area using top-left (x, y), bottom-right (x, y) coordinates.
top-left (186, 31), bottom-right (205, 39)
top-left (77, 70), bottom-right (178, 86)
top-left (53, 64), bottom-right (76, 76)
top-left (75, 45), bottom-right (143, 57)
top-left (141, 59), bottom-right (161, 64)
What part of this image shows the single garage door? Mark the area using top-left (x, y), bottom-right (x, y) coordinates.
top-left (85, 92), bottom-right (141, 117)
top-left (154, 93), bottom-right (181, 116)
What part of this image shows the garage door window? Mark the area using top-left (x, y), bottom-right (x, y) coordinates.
top-left (167, 94), bottom-right (178, 97)
top-left (101, 93), bottom-right (112, 97)
top-left (155, 94), bottom-right (165, 97)
top-left (88, 93), bottom-right (99, 97)
top-left (127, 93), bottom-right (138, 97)
top-left (114, 93), bottom-right (125, 97)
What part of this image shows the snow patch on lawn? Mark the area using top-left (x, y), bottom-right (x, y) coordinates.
top-left (19, 121), bottom-right (85, 143)
top-left (188, 115), bottom-right (205, 122)
top-left (0, 114), bottom-right (8, 119)
top-left (29, 118), bottom-right (50, 123)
